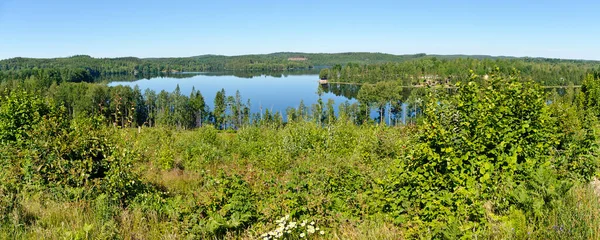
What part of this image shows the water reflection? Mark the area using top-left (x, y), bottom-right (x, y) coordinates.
top-left (108, 73), bottom-right (352, 119)
top-left (108, 73), bottom-right (580, 125)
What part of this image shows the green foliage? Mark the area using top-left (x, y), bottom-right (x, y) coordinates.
top-left (0, 90), bottom-right (152, 207)
top-left (0, 147), bottom-right (21, 224)
top-left (327, 57), bottom-right (600, 86)
top-left (549, 84), bottom-right (599, 181)
top-left (157, 147), bottom-right (175, 170)
top-left (2, 69), bottom-right (600, 239)
top-left (582, 73), bottom-right (600, 117)
top-left (357, 81), bottom-right (402, 124)
top-left (214, 89), bottom-right (227, 129)
top-left (0, 52), bottom-right (426, 80)
top-left (183, 172), bottom-right (258, 238)
top-left (376, 69), bottom-right (595, 238)
top-left (0, 89), bottom-right (50, 143)
top-left (319, 68), bottom-right (330, 80)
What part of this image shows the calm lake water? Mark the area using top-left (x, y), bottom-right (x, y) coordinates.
top-left (108, 73), bottom-right (357, 115)
top-left (108, 73), bottom-right (575, 124)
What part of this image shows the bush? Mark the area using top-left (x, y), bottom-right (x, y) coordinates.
top-left (184, 172), bottom-right (258, 238)
top-left (0, 90), bottom-right (151, 205)
top-left (377, 69), bottom-right (591, 238)
top-left (0, 89), bottom-right (50, 143)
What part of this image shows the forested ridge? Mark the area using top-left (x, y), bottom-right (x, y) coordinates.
top-left (2, 58), bottom-right (600, 238)
top-left (3, 52), bottom-right (599, 86)
top-left (0, 52), bottom-right (424, 74)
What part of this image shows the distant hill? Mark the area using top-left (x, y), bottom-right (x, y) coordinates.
top-left (1, 52), bottom-right (599, 75)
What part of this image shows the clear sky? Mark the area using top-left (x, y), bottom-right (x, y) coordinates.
top-left (0, 0), bottom-right (598, 60)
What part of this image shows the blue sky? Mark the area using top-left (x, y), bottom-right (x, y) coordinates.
top-left (0, 0), bottom-right (598, 60)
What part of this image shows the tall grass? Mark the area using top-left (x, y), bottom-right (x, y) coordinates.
top-left (1, 123), bottom-right (599, 239)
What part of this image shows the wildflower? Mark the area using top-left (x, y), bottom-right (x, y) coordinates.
top-left (320, 230), bottom-right (325, 235)
top-left (307, 225), bottom-right (316, 234)
top-left (315, 227), bottom-right (319, 231)
top-left (310, 221), bottom-right (315, 225)
top-left (300, 233), bottom-right (305, 238)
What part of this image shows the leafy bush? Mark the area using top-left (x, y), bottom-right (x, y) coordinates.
top-left (183, 172), bottom-right (258, 238)
top-left (0, 90), bottom-right (151, 205)
top-left (0, 89), bottom-right (50, 143)
top-left (549, 87), bottom-right (599, 181)
top-left (0, 148), bottom-right (21, 224)
top-left (377, 69), bottom-right (592, 238)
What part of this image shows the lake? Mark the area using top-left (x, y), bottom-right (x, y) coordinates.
top-left (107, 73), bottom-right (576, 125)
top-left (108, 73), bottom-right (358, 117)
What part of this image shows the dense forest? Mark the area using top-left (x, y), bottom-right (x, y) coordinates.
top-left (2, 53), bottom-right (600, 85)
top-left (2, 58), bottom-right (600, 239)
top-left (0, 53), bottom-right (424, 77)
top-left (320, 58), bottom-right (600, 86)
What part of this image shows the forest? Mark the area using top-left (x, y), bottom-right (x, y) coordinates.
top-left (320, 58), bottom-right (600, 86)
top-left (2, 57), bottom-right (600, 239)
top-left (2, 53), bottom-right (600, 85)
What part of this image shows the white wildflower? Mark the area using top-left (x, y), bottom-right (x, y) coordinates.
top-left (320, 230), bottom-right (325, 235)
top-left (310, 221), bottom-right (315, 225)
top-left (307, 225), bottom-right (316, 234)
top-left (300, 233), bottom-right (305, 238)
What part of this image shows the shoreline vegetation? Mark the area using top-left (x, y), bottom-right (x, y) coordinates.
top-left (327, 81), bottom-right (582, 88)
top-left (1, 53), bottom-right (600, 239)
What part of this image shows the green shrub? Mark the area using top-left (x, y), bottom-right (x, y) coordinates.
top-left (183, 172), bottom-right (258, 238)
top-left (0, 90), bottom-right (152, 205)
top-left (0, 89), bottom-right (51, 144)
top-left (377, 69), bottom-right (589, 238)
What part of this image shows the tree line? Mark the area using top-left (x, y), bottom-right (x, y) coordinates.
top-left (0, 78), bottom-right (378, 131)
top-left (3, 53), bottom-right (600, 85)
top-left (321, 57), bottom-right (600, 86)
